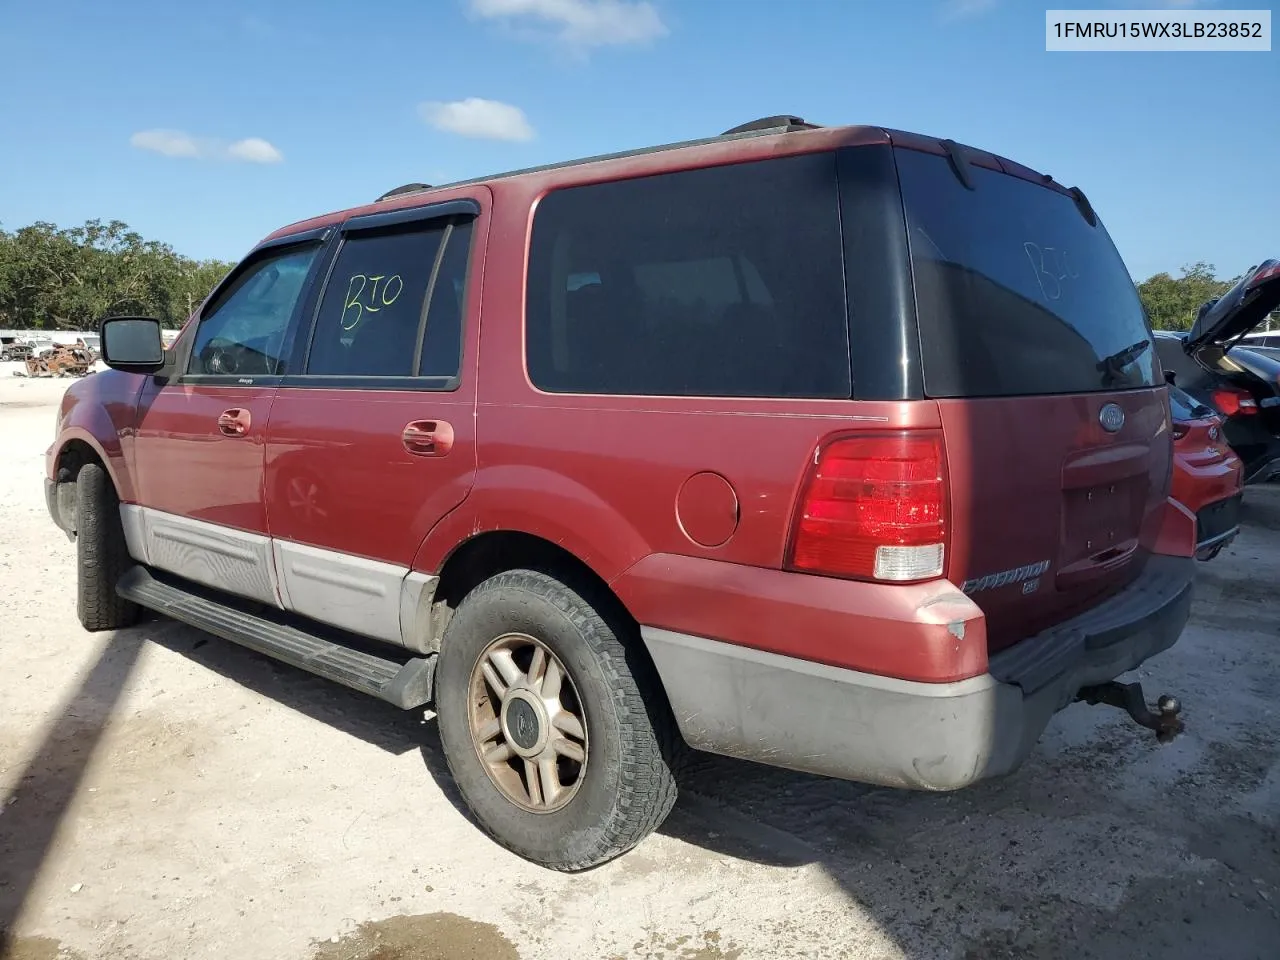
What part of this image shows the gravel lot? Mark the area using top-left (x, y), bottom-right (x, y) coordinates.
top-left (2, 368), bottom-right (1278, 960)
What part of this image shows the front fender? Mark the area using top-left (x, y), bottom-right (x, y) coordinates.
top-left (411, 463), bottom-right (651, 583)
top-left (46, 371), bottom-right (144, 501)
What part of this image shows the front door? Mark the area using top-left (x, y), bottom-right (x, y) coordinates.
top-left (263, 197), bottom-right (485, 646)
top-left (129, 238), bottom-right (325, 606)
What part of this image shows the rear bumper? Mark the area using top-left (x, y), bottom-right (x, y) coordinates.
top-left (642, 554), bottom-right (1195, 791)
top-left (1193, 493), bottom-right (1242, 559)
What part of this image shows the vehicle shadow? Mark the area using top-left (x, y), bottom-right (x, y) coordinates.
top-left (143, 616), bottom-right (425, 756)
top-left (140, 612), bottom-right (1279, 960)
top-left (0, 629), bottom-right (147, 952)
top-left (651, 722), bottom-right (1279, 960)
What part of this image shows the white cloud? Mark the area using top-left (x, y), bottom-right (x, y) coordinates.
top-left (940, 0), bottom-right (997, 21)
top-left (129, 129), bottom-right (201, 159)
top-left (469, 0), bottom-right (667, 48)
top-left (130, 129), bottom-right (284, 163)
top-left (418, 98), bottom-right (535, 141)
top-left (227, 138), bottom-right (284, 164)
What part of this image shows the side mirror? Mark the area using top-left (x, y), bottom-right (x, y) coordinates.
top-left (100, 317), bottom-right (167, 373)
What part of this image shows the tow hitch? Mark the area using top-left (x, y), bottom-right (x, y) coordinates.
top-left (1075, 681), bottom-right (1183, 743)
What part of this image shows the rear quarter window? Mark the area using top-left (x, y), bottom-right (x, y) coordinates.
top-left (898, 149), bottom-right (1158, 398)
top-left (525, 154), bottom-right (850, 399)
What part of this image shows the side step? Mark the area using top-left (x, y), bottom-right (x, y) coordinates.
top-left (117, 566), bottom-right (434, 708)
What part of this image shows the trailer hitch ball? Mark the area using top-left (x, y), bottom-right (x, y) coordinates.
top-left (1075, 681), bottom-right (1184, 743)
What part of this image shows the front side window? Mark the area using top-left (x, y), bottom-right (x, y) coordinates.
top-left (188, 245), bottom-right (319, 376)
top-left (526, 154), bottom-right (850, 398)
top-left (304, 218), bottom-right (472, 379)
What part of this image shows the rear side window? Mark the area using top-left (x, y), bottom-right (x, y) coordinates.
top-left (526, 154), bottom-right (850, 398)
top-left (898, 149), bottom-right (1158, 397)
top-left (305, 218), bottom-right (472, 380)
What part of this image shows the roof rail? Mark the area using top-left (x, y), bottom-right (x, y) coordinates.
top-left (368, 117), bottom-right (820, 203)
top-left (376, 182), bottom-right (432, 202)
top-left (720, 115), bottom-right (819, 136)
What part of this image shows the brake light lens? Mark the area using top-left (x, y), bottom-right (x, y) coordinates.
top-left (1211, 387), bottom-right (1258, 417)
top-left (787, 432), bottom-right (947, 582)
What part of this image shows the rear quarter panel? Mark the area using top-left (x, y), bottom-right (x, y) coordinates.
top-left (411, 174), bottom-right (923, 579)
top-left (1171, 417), bottom-right (1243, 513)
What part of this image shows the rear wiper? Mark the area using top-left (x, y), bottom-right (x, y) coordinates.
top-left (1097, 339), bottom-right (1151, 385)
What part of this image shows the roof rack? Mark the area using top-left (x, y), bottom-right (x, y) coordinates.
top-left (372, 115), bottom-right (819, 204)
top-left (720, 115), bottom-right (819, 136)
top-left (376, 182), bottom-right (432, 202)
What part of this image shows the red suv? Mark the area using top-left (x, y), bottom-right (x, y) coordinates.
top-left (47, 116), bottom-right (1197, 871)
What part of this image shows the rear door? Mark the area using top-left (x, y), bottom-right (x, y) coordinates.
top-left (263, 196), bottom-right (484, 647)
top-left (894, 147), bottom-right (1169, 651)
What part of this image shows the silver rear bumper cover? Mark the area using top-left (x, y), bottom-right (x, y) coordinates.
top-left (642, 556), bottom-right (1195, 791)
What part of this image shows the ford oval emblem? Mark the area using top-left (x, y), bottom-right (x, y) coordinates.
top-left (1099, 403), bottom-right (1125, 433)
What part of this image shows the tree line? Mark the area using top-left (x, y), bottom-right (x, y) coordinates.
top-left (0, 220), bottom-right (235, 331)
top-left (0, 219), bottom-right (1273, 334)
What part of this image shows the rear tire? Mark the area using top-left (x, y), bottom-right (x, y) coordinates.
top-left (435, 569), bottom-right (680, 871)
top-left (75, 462), bottom-right (139, 631)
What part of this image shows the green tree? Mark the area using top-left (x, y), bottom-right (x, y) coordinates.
top-left (0, 219), bottom-right (233, 330)
top-left (1137, 261), bottom-right (1234, 332)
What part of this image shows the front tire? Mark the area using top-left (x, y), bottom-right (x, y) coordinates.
top-left (75, 462), bottom-right (139, 631)
top-left (435, 569), bottom-right (679, 871)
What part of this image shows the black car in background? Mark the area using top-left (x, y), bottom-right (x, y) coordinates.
top-left (1239, 343), bottom-right (1280, 363)
top-left (1154, 260), bottom-right (1280, 484)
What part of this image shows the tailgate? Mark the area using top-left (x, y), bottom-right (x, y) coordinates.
top-left (894, 144), bottom-right (1170, 655)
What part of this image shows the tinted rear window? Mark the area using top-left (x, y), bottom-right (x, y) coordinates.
top-left (898, 149), bottom-right (1158, 398)
top-left (526, 154), bottom-right (850, 398)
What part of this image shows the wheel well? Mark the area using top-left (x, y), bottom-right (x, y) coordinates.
top-left (55, 439), bottom-right (103, 483)
top-left (430, 530), bottom-right (675, 728)
top-left (431, 532), bottom-right (646, 658)
top-left (52, 441), bottom-right (108, 536)
top-left (435, 531), bottom-right (630, 623)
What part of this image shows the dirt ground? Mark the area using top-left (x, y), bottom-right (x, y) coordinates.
top-left (1, 367), bottom-right (1277, 960)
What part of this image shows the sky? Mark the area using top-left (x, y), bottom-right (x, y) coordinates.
top-left (0, 0), bottom-right (1275, 282)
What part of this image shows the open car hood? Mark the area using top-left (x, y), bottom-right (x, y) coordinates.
top-left (1185, 259), bottom-right (1280, 353)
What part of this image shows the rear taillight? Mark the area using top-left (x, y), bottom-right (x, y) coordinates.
top-left (1171, 421), bottom-right (1189, 440)
top-left (787, 432), bottom-right (947, 583)
top-left (1211, 387), bottom-right (1258, 417)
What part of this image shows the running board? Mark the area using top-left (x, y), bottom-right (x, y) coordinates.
top-left (117, 566), bottom-right (434, 708)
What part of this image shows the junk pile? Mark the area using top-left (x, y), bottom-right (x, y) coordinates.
top-left (21, 345), bottom-right (94, 377)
